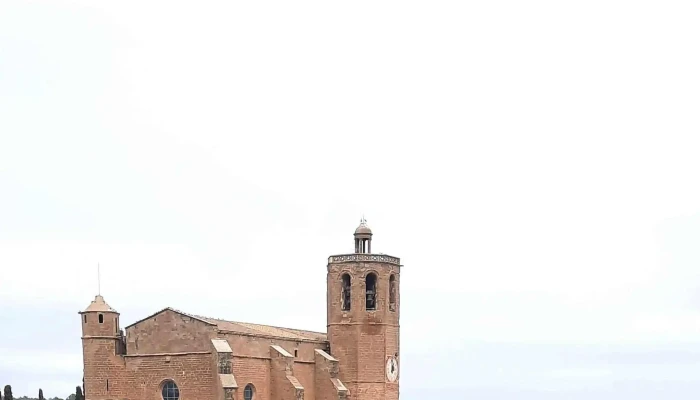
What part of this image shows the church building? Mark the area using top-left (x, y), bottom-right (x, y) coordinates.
top-left (80, 221), bottom-right (401, 400)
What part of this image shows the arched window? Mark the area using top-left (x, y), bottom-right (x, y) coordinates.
top-left (341, 273), bottom-right (351, 311)
top-left (98, 314), bottom-right (104, 323)
top-left (244, 384), bottom-right (255, 400)
top-left (161, 380), bottom-right (179, 400)
top-left (389, 274), bottom-right (397, 312)
top-left (365, 273), bottom-right (377, 311)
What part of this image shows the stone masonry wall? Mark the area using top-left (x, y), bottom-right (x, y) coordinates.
top-left (126, 310), bottom-right (217, 354)
top-left (124, 353), bottom-right (217, 400)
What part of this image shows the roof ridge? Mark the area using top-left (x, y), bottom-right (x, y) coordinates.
top-left (124, 307), bottom-right (327, 342)
top-left (194, 314), bottom-right (326, 336)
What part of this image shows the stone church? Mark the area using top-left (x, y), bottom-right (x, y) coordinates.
top-left (80, 220), bottom-right (401, 400)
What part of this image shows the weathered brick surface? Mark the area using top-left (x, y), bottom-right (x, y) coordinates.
top-left (82, 337), bottom-right (127, 400)
top-left (124, 353), bottom-right (217, 400)
top-left (82, 310), bottom-right (121, 337)
top-left (327, 260), bottom-right (400, 400)
top-left (270, 347), bottom-right (300, 400)
top-left (232, 356), bottom-right (268, 400)
top-left (293, 363), bottom-right (314, 400)
top-left (313, 350), bottom-right (346, 400)
top-left (126, 309), bottom-right (217, 354)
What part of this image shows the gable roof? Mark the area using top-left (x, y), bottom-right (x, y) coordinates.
top-left (125, 307), bottom-right (327, 342)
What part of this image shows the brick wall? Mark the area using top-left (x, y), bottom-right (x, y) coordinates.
top-left (126, 310), bottom-right (217, 354)
top-left (82, 311), bottom-right (120, 337)
top-left (220, 332), bottom-right (325, 400)
top-left (124, 353), bottom-right (217, 400)
top-left (232, 355), bottom-right (268, 400)
top-left (82, 337), bottom-right (127, 400)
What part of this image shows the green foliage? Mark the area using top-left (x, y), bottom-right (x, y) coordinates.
top-left (38, 390), bottom-right (44, 400)
top-left (4, 385), bottom-right (13, 400)
top-left (15, 395), bottom-right (62, 400)
top-left (75, 386), bottom-right (83, 400)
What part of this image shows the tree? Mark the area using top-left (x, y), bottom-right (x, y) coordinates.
top-left (4, 385), bottom-right (13, 400)
top-left (66, 395), bottom-right (76, 400)
top-left (38, 390), bottom-right (44, 400)
top-left (75, 387), bottom-right (83, 400)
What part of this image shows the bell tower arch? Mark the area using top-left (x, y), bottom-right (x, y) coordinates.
top-left (327, 220), bottom-right (401, 400)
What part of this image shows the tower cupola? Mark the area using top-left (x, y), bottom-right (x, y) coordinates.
top-left (354, 218), bottom-right (372, 253)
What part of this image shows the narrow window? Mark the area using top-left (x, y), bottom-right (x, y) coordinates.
top-left (294, 349), bottom-right (298, 357)
top-left (98, 314), bottom-right (104, 324)
top-left (389, 274), bottom-right (397, 312)
top-left (244, 384), bottom-right (255, 400)
top-left (83, 315), bottom-right (87, 323)
top-left (341, 273), bottom-right (352, 311)
top-left (106, 379), bottom-right (109, 392)
top-left (366, 273), bottom-right (377, 311)
top-left (218, 353), bottom-right (232, 374)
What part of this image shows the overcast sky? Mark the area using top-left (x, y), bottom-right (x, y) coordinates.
top-left (1, 1), bottom-right (700, 399)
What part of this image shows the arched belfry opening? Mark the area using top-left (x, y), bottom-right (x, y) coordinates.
top-left (354, 217), bottom-right (373, 254)
top-left (341, 273), bottom-right (352, 311)
top-left (365, 272), bottom-right (377, 311)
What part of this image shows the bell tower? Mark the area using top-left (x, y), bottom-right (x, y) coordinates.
top-left (327, 219), bottom-right (401, 400)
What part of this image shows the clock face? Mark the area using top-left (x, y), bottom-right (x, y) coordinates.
top-left (386, 356), bottom-right (399, 382)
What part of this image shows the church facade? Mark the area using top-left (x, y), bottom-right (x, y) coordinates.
top-left (80, 221), bottom-right (401, 400)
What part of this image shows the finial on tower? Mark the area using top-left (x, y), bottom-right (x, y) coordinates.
top-left (354, 217), bottom-right (373, 253)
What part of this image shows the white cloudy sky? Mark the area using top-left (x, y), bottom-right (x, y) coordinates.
top-left (1, 1), bottom-right (700, 398)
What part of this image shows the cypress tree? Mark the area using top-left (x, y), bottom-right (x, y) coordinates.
top-left (3, 385), bottom-right (13, 400)
top-left (75, 387), bottom-right (83, 400)
top-left (39, 389), bottom-right (45, 400)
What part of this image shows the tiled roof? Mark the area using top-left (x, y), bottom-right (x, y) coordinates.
top-left (82, 295), bottom-right (118, 313)
top-left (126, 307), bottom-right (327, 342)
top-left (198, 315), bottom-right (328, 342)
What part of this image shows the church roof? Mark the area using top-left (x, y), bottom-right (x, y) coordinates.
top-left (197, 314), bottom-right (328, 342)
top-left (81, 295), bottom-right (118, 313)
top-left (125, 307), bottom-right (327, 343)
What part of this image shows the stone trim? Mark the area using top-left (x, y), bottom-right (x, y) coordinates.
top-left (271, 345), bottom-right (294, 358)
top-left (327, 323), bottom-right (400, 327)
top-left (328, 254), bottom-right (400, 265)
top-left (123, 351), bottom-right (211, 357)
top-left (81, 335), bottom-right (121, 340)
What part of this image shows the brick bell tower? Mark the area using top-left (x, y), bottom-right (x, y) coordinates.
top-left (327, 219), bottom-right (401, 400)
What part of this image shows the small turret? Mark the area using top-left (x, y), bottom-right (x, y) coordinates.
top-left (80, 295), bottom-right (125, 400)
top-left (80, 295), bottom-right (120, 337)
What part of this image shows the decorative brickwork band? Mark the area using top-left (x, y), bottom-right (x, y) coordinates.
top-left (328, 254), bottom-right (400, 265)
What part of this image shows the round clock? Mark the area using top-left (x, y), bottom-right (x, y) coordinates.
top-left (385, 356), bottom-right (398, 382)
